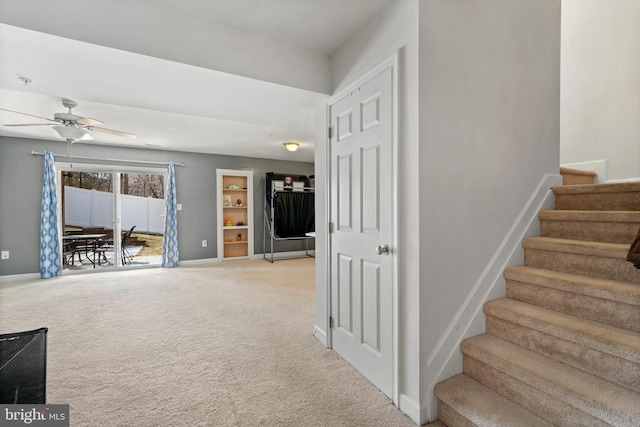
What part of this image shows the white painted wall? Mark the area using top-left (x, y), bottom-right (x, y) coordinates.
top-left (0, 0), bottom-right (330, 94)
top-left (561, 0), bottom-right (640, 181)
top-left (418, 0), bottom-right (560, 422)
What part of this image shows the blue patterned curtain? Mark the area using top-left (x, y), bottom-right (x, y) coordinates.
top-left (162, 161), bottom-right (180, 267)
top-left (40, 151), bottom-right (62, 278)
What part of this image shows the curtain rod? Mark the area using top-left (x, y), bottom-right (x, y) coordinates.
top-left (30, 151), bottom-right (185, 167)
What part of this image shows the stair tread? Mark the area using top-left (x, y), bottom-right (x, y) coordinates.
top-left (434, 374), bottom-right (553, 427)
top-left (560, 167), bottom-right (597, 177)
top-left (523, 236), bottom-right (628, 256)
top-left (484, 298), bottom-right (640, 363)
top-left (539, 210), bottom-right (640, 222)
top-left (552, 181), bottom-right (640, 195)
top-left (461, 335), bottom-right (640, 425)
top-left (504, 266), bottom-right (640, 305)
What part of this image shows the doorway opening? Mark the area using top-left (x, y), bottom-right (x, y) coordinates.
top-left (59, 165), bottom-right (166, 273)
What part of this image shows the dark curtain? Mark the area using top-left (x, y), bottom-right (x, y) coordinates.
top-left (273, 192), bottom-right (315, 238)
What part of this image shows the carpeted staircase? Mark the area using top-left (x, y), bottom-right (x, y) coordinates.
top-left (431, 178), bottom-right (640, 426)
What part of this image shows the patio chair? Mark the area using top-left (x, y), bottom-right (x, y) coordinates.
top-left (121, 226), bottom-right (136, 264)
top-left (101, 225), bottom-right (136, 265)
top-left (81, 226), bottom-right (107, 266)
top-left (63, 230), bottom-right (83, 265)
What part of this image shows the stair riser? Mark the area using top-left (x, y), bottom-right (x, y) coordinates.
top-left (486, 316), bottom-right (640, 393)
top-left (554, 193), bottom-right (640, 211)
top-left (559, 168), bottom-right (597, 186)
top-left (540, 220), bottom-right (640, 244)
top-left (506, 279), bottom-right (640, 333)
top-left (436, 401), bottom-right (477, 427)
top-left (562, 174), bottom-right (595, 185)
top-left (463, 355), bottom-right (609, 427)
top-left (524, 248), bottom-right (640, 283)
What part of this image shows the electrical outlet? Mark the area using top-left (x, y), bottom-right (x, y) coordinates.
top-left (1, 251), bottom-right (9, 260)
top-left (202, 240), bottom-right (207, 248)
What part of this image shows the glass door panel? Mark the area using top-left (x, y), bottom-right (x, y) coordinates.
top-left (119, 172), bottom-right (164, 268)
top-left (61, 169), bottom-right (115, 272)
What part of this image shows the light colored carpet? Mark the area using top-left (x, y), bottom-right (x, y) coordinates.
top-left (0, 258), bottom-right (415, 427)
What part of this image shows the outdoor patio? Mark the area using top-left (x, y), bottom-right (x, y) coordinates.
top-left (63, 246), bottom-right (162, 272)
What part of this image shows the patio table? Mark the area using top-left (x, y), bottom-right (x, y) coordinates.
top-left (63, 233), bottom-right (106, 267)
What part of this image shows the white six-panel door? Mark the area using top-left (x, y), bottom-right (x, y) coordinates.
top-left (329, 65), bottom-right (394, 397)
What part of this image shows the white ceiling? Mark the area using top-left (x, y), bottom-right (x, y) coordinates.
top-left (143, 0), bottom-right (392, 56)
top-left (0, 0), bottom-right (395, 162)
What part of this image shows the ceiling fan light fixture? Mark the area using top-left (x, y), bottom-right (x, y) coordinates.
top-left (53, 125), bottom-right (93, 141)
top-left (284, 141), bottom-right (300, 152)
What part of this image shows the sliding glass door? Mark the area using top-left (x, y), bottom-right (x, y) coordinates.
top-left (57, 163), bottom-right (166, 273)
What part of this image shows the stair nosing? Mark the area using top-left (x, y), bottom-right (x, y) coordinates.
top-left (504, 266), bottom-right (640, 305)
top-left (523, 236), bottom-right (629, 257)
top-left (560, 167), bottom-right (597, 177)
top-left (538, 210), bottom-right (640, 222)
top-left (552, 181), bottom-right (640, 194)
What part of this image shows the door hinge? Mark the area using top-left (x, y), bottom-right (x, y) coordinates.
top-left (328, 126), bottom-right (333, 139)
top-left (329, 316), bottom-right (334, 329)
top-left (328, 222), bottom-right (334, 234)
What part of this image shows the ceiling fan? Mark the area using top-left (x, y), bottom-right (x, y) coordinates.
top-left (1, 98), bottom-right (136, 142)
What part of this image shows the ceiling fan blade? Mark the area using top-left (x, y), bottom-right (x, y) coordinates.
top-left (89, 126), bottom-right (136, 139)
top-left (0, 108), bottom-right (56, 123)
top-left (75, 117), bottom-right (104, 126)
top-left (4, 123), bottom-right (54, 127)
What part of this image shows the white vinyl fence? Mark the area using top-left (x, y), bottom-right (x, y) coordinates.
top-left (64, 186), bottom-right (165, 234)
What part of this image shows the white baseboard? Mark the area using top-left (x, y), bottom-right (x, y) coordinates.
top-left (605, 177), bottom-right (640, 183)
top-left (422, 173), bottom-right (562, 421)
top-left (178, 257), bottom-right (220, 265)
top-left (398, 394), bottom-right (422, 425)
top-left (0, 252), bottom-right (314, 281)
top-left (561, 159), bottom-right (608, 183)
top-left (313, 325), bottom-right (328, 346)
top-left (0, 272), bottom-right (41, 283)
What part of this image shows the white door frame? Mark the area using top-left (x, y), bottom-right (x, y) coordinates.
top-left (324, 51), bottom-right (399, 405)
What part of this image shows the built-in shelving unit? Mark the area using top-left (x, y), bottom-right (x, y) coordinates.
top-left (216, 169), bottom-right (254, 260)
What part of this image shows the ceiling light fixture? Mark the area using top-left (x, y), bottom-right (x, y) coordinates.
top-left (284, 141), bottom-right (300, 152)
top-left (53, 125), bottom-right (93, 142)
top-left (17, 76), bottom-right (32, 86)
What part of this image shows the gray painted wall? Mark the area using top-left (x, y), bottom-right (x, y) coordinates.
top-left (419, 0), bottom-right (560, 421)
top-left (0, 136), bottom-right (314, 276)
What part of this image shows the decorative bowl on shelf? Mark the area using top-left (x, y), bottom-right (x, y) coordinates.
top-left (228, 184), bottom-right (241, 190)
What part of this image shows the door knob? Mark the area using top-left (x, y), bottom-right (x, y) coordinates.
top-left (376, 244), bottom-right (390, 255)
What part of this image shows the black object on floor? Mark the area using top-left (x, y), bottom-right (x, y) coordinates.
top-left (0, 327), bottom-right (48, 404)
